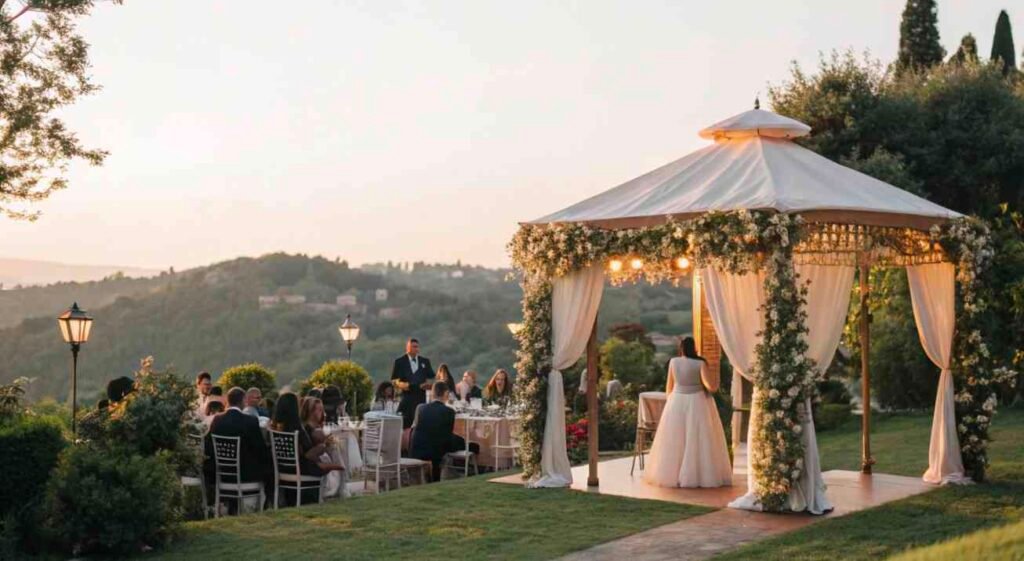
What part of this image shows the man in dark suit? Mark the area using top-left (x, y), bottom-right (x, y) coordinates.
top-left (390, 337), bottom-right (435, 428)
top-left (410, 382), bottom-right (477, 481)
top-left (204, 387), bottom-right (272, 509)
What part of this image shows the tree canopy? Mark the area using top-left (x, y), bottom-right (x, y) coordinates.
top-left (990, 10), bottom-right (1017, 76)
top-left (897, 0), bottom-right (945, 73)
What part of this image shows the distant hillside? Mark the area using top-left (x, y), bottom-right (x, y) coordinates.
top-left (0, 253), bottom-right (693, 404)
top-left (0, 257), bottom-right (159, 288)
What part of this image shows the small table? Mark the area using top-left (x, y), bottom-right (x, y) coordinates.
top-left (454, 415), bottom-right (515, 469)
top-left (638, 391), bottom-right (668, 428)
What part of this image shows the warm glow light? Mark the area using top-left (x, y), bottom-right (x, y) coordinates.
top-left (507, 322), bottom-right (524, 335)
top-left (338, 314), bottom-right (360, 343)
top-left (676, 257), bottom-right (691, 270)
top-left (630, 258), bottom-right (643, 270)
top-left (609, 259), bottom-right (623, 272)
top-left (57, 302), bottom-right (93, 345)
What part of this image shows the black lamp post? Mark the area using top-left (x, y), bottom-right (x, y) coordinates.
top-left (338, 314), bottom-right (360, 361)
top-left (57, 302), bottom-right (93, 437)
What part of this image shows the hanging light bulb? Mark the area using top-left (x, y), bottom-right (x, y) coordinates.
top-left (630, 258), bottom-right (643, 270)
top-left (609, 259), bottom-right (623, 272)
top-left (676, 256), bottom-right (691, 270)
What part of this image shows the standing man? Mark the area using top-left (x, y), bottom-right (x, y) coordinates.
top-left (391, 338), bottom-right (435, 428)
top-left (195, 371), bottom-right (213, 417)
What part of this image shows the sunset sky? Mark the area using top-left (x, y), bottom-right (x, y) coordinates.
top-left (0, 1), bottom-right (1016, 271)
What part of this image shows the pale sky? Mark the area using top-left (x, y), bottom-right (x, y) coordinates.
top-left (0, 1), bottom-right (1017, 270)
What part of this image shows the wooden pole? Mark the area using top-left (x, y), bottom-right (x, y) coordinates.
top-left (859, 264), bottom-right (875, 474)
top-left (586, 314), bottom-right (600, 487)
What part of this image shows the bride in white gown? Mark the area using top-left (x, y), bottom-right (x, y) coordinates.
top-left (643, 337), bottom-right (732, 488)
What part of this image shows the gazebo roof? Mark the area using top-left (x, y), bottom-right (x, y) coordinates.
top-left (531, 109), bottom-right (961, 230)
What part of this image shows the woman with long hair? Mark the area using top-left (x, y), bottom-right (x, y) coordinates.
top-left (434, 364), bottom-right (458, 402)
top-left (483, 368), bottom-right (514, 406)
top-left (642, 336), bottom-right (732, 488)
top-left (271, 393), bottom-right (343, 477)
top-left (370, 381), bottom-right (397, 412)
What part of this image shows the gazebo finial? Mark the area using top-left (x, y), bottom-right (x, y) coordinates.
top-left (754, 95), bottom-right (760, 110)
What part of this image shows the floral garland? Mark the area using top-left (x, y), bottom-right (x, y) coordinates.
top-left (933, 218), bottom-right (1017, 481)
top-left (510, 210), bottom-right (813, 509)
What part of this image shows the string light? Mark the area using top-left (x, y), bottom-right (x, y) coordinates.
top-left (630, 258), bottom-right (643, 270)
top-left (676, 257), bottom-right (691, 270)
top-left (609, 259), bottom-right (623, 272)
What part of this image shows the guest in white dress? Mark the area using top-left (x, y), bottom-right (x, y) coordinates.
top-left (643, 337), bottom-right (732, 488)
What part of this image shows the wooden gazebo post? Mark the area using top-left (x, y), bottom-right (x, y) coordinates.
top-left (859, 263), bottom-right (875, 474)
top-left (586, 314), bottom-right (600, 486)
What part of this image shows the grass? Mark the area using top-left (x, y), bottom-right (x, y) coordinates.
top-left (712, 405), bottom-right (1024, 561)
top-left (887, 518), bottom-right (1024, 561)
top-left (150, 473), bottom-right (709, 561)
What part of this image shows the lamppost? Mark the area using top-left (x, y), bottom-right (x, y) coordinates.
top-left (57, 302), bottom-right (93, 437)
top-left (338, 314), bottom-right (360, 361)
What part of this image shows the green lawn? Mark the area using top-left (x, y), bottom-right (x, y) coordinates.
top-left (151, 473), bottom-right (708, 561)
top-left (712, 406), bottom-right (1024, 561)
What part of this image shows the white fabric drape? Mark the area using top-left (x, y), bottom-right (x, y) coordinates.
top-left (908, 263), bottom-right (969, 485)
top-left (787, 263), bottom-right (854, 514)
top-left (701, 269), bottom-right (765, 509)
top-left (530, 264), bottom-right (604, 488)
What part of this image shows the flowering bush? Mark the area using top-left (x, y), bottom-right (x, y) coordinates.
top-left (598, 399), bottom-right (638, 451)
top-left (566, 418), bottom-right (588, 465)
top-left (217, 362), bottom-right (277, 397)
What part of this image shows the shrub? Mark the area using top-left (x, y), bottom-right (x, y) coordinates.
top-left (815, 403), bottom-right (853, 431)
top-left (0, 415), bottom-right (67, 514)
top-left (598, 398), bottom-right (637, 451)
top-left (106, 369), bottom-right (198, 472)
top-left (46, 445), bottom-right (181, 556)
top-left (217, 363), bottom-right (277, 397)
top-left (599, 338), bottom-right (655, 388)
top-left (301, 360), bottom-right (373, 415)
top-left (566, 418), bottom-right (588, 465)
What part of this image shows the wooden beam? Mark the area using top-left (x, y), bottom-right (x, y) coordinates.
top-left (586, 314), bottom-right (600, 487)
top-left (859, 264), bottom-right (875, 474)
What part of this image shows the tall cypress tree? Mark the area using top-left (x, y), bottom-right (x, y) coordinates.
top-left (950, 33), bottom-right (979, 65)
top-left (991, 10), bottom-right (1016, 75)
top-left (897, 0), bottom-right (946, 73)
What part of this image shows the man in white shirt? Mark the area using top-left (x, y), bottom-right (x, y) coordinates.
top-left (195, 371), bottom-right (213, 417)
top-left (390, 338), bottom-right (435, 428)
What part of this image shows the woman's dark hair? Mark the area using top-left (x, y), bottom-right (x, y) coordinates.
top-left (106, 376), bottom-right (134, 403)
top-left (205, 400), bottom-right (225, 416)
top-left (210, 386), bottom-right (223, 396)
top-left (321, 385), bottom-right (343, 423)
top-left (375, 381), bottom-right (393, 400)
top-left (272, 392), bottom-right (303, 433)
top-left (436, 363), bottom-right (454, 385)
top-left (306, 388), bottom-right (323, 399)
top-left (679, 336), bottom-right (705, 361)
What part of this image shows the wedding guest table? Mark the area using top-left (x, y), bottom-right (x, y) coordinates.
top-left (638, 392), bottom-right (667, 428)
top-left (452, 402), bottom-right (518, 469)
top-left (324, 419), bottom-right (365, 473)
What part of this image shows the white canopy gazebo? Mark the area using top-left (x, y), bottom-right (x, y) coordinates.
top-left (513, 107), bottom-right (973, 513)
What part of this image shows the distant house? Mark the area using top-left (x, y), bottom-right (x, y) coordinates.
top-left (379, 307), bottom-right (402, 319)
top-left (305, 302), bottom-right (341, 313)
top-left (336, 294), bottom-right (358, 307)
top-left (258, 295), bottom-right (281, 309)
top-left (283, 294), bottom-right (306, 305)
top-left (375, 288), bottom-right (388, 302)
top-left (451, 270), bottom-right (464, 279)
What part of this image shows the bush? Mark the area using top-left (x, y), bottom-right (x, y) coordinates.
top-left (106, 370), bottom-right (199, 472)
top-left (0, 415), bottom-right (67, 515)
top-left (46, 445), bottom-right (181, 556)
top-left (301, 360), bottom-right (373, 415)
top-left (217, 363), bottom-right (277, 397)
top-left (598, 398), bottom-right (637, 451)
top-left (566, 418), bottom-right (588, 465)
top-left (599, 338), bottom-right (656, 387)
top-left (815, 403), bottom-right (853, 431)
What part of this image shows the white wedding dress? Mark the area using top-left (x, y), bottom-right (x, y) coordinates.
top-left (643, 356), bottom-right (733, 488)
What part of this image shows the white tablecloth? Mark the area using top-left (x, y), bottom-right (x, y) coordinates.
top-left (324, 422), bottom-right (364, 472)
top-left (638, 391), bottom-right (667, 427)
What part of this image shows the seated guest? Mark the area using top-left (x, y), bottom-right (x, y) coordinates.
top-left (320, 385), bottom-right (345, 423)
top-left (204, 400), bottom-right (226, 428)
top-left (272, 393), bottom-right (343, 477)
top-left (194, 372), bottom-right (213, 416)
top-left (306, 387), bottom-right (323, 399)
top-left (96, 398), bottom-right (109, 411)
top-left (261, 397), bottom-right (276, 416)
top-left (483, 368), bottom-right (514, 406)
top-left (243, 387), bottom-right (269, 417)
top-left (455, 370), bottom-right (482, 402)
top-left (107, 376), bottom-right (135, 404)
top-left (370, 381), bottom-right (396, 412)
top-left (435, 364), bottom-right (458, 403)
top-left (410, 382), bottom-right (479, 481)
top-left (301, 395), bottom-right (347, 497)
top-left (204, 387), bottom-right (271, 510)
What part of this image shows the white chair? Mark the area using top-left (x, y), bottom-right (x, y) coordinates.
top-left (440, 449), bottom-right (478, 480)
top-left (211, 434), bottom-right (265, 517)
top-left (180, 432), bottom-right (208, 519)
top-left (630, 422), bottom-right (657, 476)
top-left (362, 416), bottom-right (402, 493)
top-left (270, 429), bottom-right (324, 508)
top-left (492, 420), bottom-right (520, 471)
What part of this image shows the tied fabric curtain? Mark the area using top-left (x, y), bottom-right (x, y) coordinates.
top-left (787, 262), bottom-right (854, 514)
top-left (908, 263), bottom-right (969, 485)
top-left (530, 264), bottom-right (604, 488)
top-left (700, 268), bottom-right (765, 509)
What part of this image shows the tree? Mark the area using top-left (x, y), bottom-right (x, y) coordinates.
top-left (598, 337), bottom-right (655, 388)
top-left (607, 322), bottom-right (655, 353)
top-left (0, 1), bottom-right (116, 221)
top-left (991, 10), bottom-right (1017, 76)
top-left (950, 33), bottom-right (979, 65)
top-left (897, 0), bottom-right (945, 73)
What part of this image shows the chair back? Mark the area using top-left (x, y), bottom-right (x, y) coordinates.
top-left (270, 429), bottom-right (302, 480)
top-left (211, 434), bottom-right (242, 487)
top-left (362, 417), bottom-right (385, 467)
top-left (363, 415), bottom-right (402, 467)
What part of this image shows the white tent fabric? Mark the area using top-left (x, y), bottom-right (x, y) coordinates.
top-left (531, 111), bottom-right (960, 230)
top-left (531, 265), bottom-right (604, 488)
top-left (908, 263), bottom-right (970, 485)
